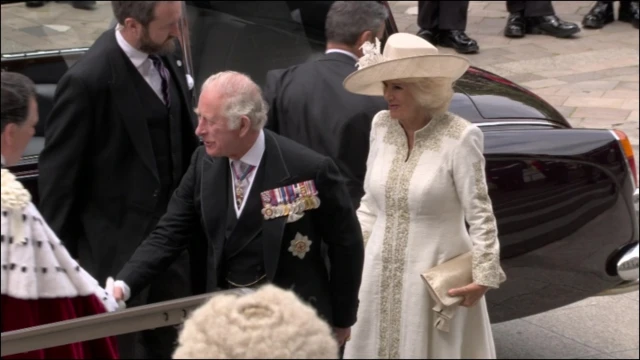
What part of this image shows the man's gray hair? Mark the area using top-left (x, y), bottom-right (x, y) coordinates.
top-left (111, 1), bottom-right (160, 27)
top-left (1, 71), bottom-right (36, 134)
top-left (325, 1), bottom-right (388, 46)
top-left (202, 71), bottom-right (269, 131)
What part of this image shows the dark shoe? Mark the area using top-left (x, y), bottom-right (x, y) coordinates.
top-left (582, 1), bottom-right (614, 29)
top-left (504, 12), bottom-right (526, 38)
top-left (416, 28), bottom-right (438, 45)
top-left (71, 1), bottom-right (96, 10)
top-left (25, 1), bottom-right (46, 7)
top-left (438, 30), bottom-right (479, 54)
top-left (527, 15), bottom-right (581, 38)
top-left (619, 1), bottom-right (639, 28)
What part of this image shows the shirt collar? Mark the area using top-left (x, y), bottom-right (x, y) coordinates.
top-left (115, 25), bottom-right (149, 69)
top-left (325, 49), bottom-right (359, 62)
top-left (231, 130), bottom-right (265, 167)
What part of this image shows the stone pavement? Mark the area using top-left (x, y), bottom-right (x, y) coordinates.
top-left (1, 1), bottom-right (639, 358)
top-left (0, 0), bottom-right (113, 53)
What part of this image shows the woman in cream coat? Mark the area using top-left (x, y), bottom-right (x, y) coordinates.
top-left (342, 33), bottom-right (506, 359)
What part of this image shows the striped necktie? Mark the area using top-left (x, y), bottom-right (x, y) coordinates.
top-left (232, 160), bottom-right (256, 210)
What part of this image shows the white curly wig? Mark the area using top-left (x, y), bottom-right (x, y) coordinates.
top-left (173, 285), bottom-right (339, 359)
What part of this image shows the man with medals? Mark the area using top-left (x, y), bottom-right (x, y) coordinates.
top-left (109, 71), bottom-right (365, 351)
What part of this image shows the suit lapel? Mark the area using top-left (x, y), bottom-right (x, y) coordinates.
top-left (200, 155), bottom-right (229, 253)
top-left (106, 33), bottom-right (158, 181)
top-left (260, 131), bottom-right (292, 281)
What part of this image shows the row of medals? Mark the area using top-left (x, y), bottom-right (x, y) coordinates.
top-left (261, 195), bottom-right (321, 220)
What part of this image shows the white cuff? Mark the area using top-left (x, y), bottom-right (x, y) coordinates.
top-left (114, 280), bottom-right (131, 302)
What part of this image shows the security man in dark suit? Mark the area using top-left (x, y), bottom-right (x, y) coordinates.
top-left (264, 1), bottom-right (388, 210)
top-left (504, 1), bottom-right (581, 38)
top-left (582, 1), bottom-right (639, 29)
top-left (416, 1), bottom-right (479, 54)
top-left (112, 71), bottom-right (365, 350)
top-left (37, 2), bottom-right (198, 358)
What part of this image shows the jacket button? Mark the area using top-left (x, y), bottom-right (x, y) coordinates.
top-left (153, 189), bottom-right (159, 197)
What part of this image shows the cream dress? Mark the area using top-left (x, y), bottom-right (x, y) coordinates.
top-left (344, 110), bottom-right (506, 359)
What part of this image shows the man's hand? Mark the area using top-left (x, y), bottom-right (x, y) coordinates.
top-left (333, 327), bottom-right (351, 347)
top-left (113, 285), bottom-right (124, 302)
top-left (448, 283), bottom-right (489, 307)
top-left (105, 277), bottom-right (126, 309)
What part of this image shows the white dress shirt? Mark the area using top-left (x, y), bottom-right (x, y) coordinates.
top-left (230, 130), bottom-right (266, 216)
top-left (114, 26), bottom-right (166, 104)
top-left (325, 48), bottom-right (359, 62)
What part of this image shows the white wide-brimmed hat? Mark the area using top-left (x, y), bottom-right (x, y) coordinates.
top-left (343, 32), bottom-right (470, 96)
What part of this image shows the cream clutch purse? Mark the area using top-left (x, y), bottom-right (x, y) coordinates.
top-left (420, 251), bottom-right (472, 332)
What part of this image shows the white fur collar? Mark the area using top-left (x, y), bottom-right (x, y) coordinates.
top-left (1, 169), bottom-right (119, 312)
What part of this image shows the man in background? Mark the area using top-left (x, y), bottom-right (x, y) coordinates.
top-left (416, 1), bottom-right (479, 54)
top-left (504, 1), bottom-right (580, 38)
top-left (264, 1), bottom-right (388, 210)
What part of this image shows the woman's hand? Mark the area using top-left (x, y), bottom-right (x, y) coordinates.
top-left (448, 283), bottom-right (489, 307)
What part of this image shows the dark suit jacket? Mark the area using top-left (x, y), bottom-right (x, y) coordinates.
top-left (264, 52), bottom-right (387, 209)
top-left (117, 130), bottom-right (365, 328)
top-left (37, 29), bottom-right (199, 302)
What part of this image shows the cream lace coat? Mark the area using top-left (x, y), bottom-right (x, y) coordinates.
top-left (344, 111), bottom-right (506, 359)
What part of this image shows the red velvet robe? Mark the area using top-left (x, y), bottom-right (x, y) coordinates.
top-left (2, 295), bottom-right (119, 359)
top-left (1, 168), bottom-right (120, 359)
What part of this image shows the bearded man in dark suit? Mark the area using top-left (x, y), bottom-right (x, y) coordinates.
top-left (37, 1), bottom-right (198, 358)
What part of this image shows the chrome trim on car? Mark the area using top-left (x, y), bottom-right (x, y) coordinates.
top-left (476, 121), bottom-right (562, 128)
top-left (617, 243), bottom-right (639, 281)
top-left (634, 187), bottom-right (639, 217)
top-left (1, 48), bottom-right (89, 59)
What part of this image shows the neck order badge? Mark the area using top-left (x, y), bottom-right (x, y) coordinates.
top-left (232, 161), bottom-right (256, 209)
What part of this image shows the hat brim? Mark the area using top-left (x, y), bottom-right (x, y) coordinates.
top-left (343, 54), bottom-right (470, 96)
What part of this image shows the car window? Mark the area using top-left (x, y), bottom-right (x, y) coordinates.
top-left (185, 1), bottom-right (332, 93)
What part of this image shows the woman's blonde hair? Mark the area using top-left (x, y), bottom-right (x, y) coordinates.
top-left (391, 77), bottom-right (455, 116)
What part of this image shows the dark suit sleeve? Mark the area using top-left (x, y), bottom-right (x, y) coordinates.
top-left (314, 157), bottom-right (365, 328)
top-left (263, 69), bottom-right (283, 133)
top-left (116, 149), bottom-right (202, 298)
top-left (336, 114), bottom-right (372, 208)
top-left (38, 73), bottom-right (93, 258)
